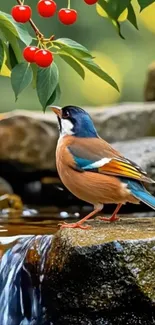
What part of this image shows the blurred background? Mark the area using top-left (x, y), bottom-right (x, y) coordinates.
top-left (0, 0), bottom-right (155, 111)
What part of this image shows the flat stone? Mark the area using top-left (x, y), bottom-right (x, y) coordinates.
top-left (41, 218), bottom-right (155, 324)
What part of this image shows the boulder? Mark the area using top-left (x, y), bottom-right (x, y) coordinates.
top-left (0, 114), bottom-right (58, 170)
top-left (41, 218), bottom-right (155, 324)
top-left (92, 102), bottom-right (155, 142)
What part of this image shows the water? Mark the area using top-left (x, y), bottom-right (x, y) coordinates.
top-left (0, 234), bottom-right (53, 325)
top-left (0, 205), bottom-right (88, 325)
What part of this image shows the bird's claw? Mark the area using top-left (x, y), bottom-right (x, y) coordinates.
top-left (58, 221), bottom-right (91, 230)
top-left (97, 215), bottom-right (120, 222)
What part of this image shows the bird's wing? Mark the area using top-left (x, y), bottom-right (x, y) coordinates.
top-left (68, 137), bottom-right (154, 183)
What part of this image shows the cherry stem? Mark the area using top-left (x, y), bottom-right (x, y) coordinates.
top-left (68, 0), bottom-right (71, 9)
top-left (16, 0), bottom-right (44, 39)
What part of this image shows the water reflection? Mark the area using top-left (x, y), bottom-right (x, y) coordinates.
top-left (0, 206), bottom-right (87, 237)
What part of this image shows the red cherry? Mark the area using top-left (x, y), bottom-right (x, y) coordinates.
top-left (37, 0), bottom-right (57, 17)
top-left (84, 0), bottom-right (98, 4)
top-left (23, 46), bottom-right (38, 63)
top-left (11, 5), bottom-right (32, 23)
top-left (34, 49), bottom-right (53, 67)
top-left (58, 9), bottom-right (77, 25)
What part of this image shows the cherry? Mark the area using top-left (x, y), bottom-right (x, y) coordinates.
top-left (37, 0), bottom-right (57, 17)
top-left (11, 5), bottom-right (32, 23)
top-left (34, 49), bottom-right (53, 67)
top-left (23, 46), bottom-right (38, 63)
top-left (58, 8), bottom-right (77, 25)
top-left (84, 0), bottom-right (98, 4)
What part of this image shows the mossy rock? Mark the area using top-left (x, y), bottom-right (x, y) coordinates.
top-left (41, 218), bottom-right (155, 324)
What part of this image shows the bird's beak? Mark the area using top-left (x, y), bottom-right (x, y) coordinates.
top-left (50, 106), bottom-right (62, 118)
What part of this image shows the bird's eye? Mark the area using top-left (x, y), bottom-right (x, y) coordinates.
top-left (63, 110), bottom-right (70, 118)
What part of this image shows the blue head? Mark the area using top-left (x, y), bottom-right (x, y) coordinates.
top-left (52, 105), bottom-right (98, 138)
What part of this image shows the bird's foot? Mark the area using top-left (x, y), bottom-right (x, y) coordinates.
top-left (98, 215), bottom-right (120, 222)
top-left (58, 221), bottom-right (91, 230)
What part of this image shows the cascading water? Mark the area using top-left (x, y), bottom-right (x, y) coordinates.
top-left (0, 235), bottom-right (53, 325)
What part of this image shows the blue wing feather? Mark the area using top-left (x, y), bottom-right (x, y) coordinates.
top-left (73, 156), bottom-right (95, 168)
top-left (122, 178), bottom-right (155, 210)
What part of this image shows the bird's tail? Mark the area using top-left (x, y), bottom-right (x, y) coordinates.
top-left (123, 179), bottom-right (155, 210)
top-left (133, 189), bottom-right (155, 210)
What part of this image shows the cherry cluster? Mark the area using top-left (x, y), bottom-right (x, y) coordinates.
top-left (23, 46), bottom-right (53, 67)
top-left (11, 0), bottom-right (98, 68)
top-left (11, 0), bottom-right (98, 25)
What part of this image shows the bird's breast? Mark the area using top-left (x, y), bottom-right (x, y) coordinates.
top-left (55, 137), bottom-right (138, 206)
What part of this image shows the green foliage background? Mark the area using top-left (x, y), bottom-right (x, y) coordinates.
top-left (0, 0), bottom-right (155, 111)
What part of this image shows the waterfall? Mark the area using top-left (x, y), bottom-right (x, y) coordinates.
top-left (0, 235), bottom-right (53, 325)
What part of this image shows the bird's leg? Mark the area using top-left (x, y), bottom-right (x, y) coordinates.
top-left (98, 203), bottom-right (122, 222)
top-left (58, 206), bottom-right (102, 230)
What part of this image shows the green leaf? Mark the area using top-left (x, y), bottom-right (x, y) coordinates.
top-left (11, 62), bottom-right (33, 100)
top-left (137, 0), bottom-right (155, 11)
top-left (78, 57), bottom-right (119, 91)
top-left (127, 3), bottom-right (138, 29)
top-left (112, 20), bottom-right (125, 39)
top-left (59, 53), bottom-right (85, 79)
top-left (46, 84), bottom-right (61, 107)
top-left (31, 63), bottom-right (38, 89)
top-left (1, 28), bottom-right (22, 63)
top-left (8, 43), bottom-right (19, 69)
top-left (97, 0), bottom-right (131, 38)
top-left (0, 11), bottom-right (32, 45)
top-left (53, 38), bottom-right (93, 59)
top-left (98, 0), bottom-right (131, 20)
top-left (0, 39), bottom-right (4, 71)
top-left (36, 63), bottom-right (59, 109)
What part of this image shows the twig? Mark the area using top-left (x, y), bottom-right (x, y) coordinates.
top-left (16, 0), bottom-right (44, 39)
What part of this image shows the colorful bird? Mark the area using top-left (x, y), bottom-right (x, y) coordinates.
top-left (51, 105), bottom-right (155, 229)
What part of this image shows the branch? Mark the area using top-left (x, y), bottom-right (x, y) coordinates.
top-left (16, 0), bottom-right (44, 39)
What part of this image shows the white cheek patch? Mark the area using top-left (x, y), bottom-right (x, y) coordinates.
top-left (61, 119), bottom-right (74, 137)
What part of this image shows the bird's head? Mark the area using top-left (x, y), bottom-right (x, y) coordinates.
top-left (50, 105), bottom-right (98, 138)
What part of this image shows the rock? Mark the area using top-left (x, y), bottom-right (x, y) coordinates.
top-left (92, 103), bottom-right (155, 142)
top-left (41, 218), bottom-right (155, 324)
top-left (0, 177), bottom-right (13, 195)
top-left (0, 194), bottom-right (23, 211)
top-left (0, 114), bottom-right (58, 170)
top-left (56, 312), bottom-right (155, 325)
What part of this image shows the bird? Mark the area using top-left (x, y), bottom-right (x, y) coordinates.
top-left (50, 105), bottom-right (155, 230)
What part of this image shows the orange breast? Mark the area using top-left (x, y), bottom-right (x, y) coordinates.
top-left (56, 137), bottom-right (138, 206)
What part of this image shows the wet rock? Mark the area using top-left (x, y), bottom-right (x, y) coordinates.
top-left (0, 194), bottom-right (23, 211)
top-left (42, 218), bottom-right (155, 324)
top-left (56, 311), bottom-right (155, 325)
